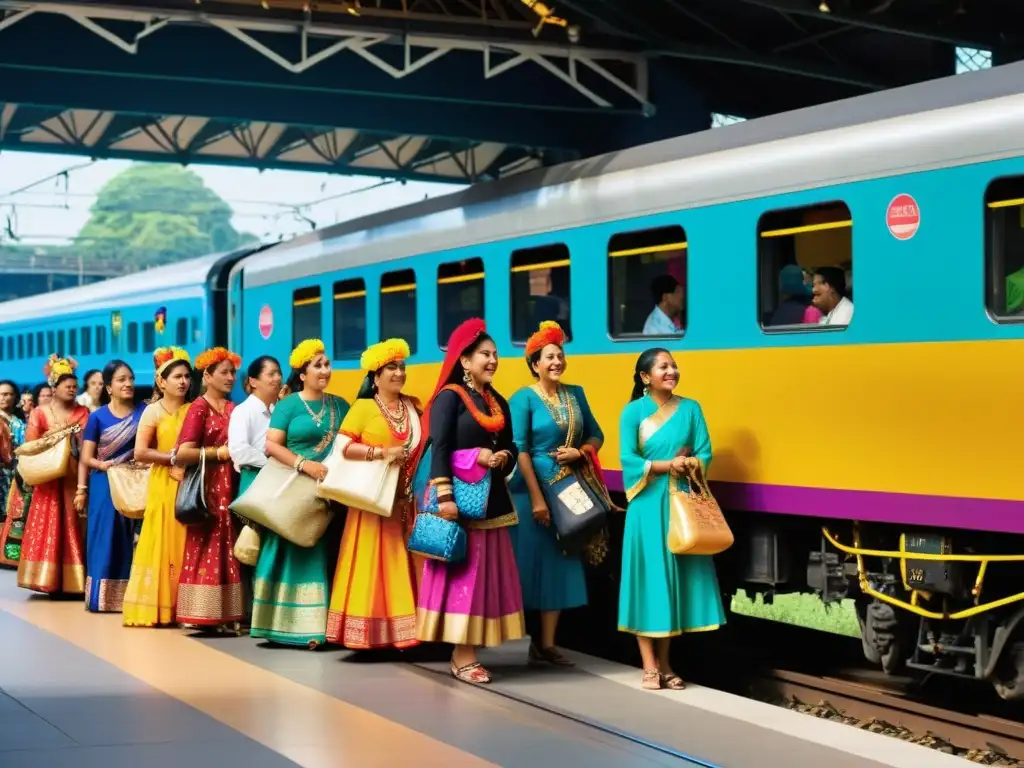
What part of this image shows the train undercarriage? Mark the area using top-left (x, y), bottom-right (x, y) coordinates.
top-left (728, 513), bottom-right (1024, 701)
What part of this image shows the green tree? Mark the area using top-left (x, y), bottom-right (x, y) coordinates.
top-left (76, 164), bottom-right (257, 267)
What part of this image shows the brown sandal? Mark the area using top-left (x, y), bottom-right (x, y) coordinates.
top-left (641, 669), bottom-right (662, 690)
top-left (529, 644), bottom-right (575, 667)
top-left (661, 673), bottom-right (686, 690)
top-left (451, 660), bottom-right (492, 685)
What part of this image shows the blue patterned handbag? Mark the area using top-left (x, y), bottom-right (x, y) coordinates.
top-left (411, 445), bottom-right (489, 520)
top-left (408, 511), bottom-right (467, 563)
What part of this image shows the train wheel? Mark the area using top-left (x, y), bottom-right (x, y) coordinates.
top-left (994, 642), bottom-right (1024, 701)
top-left (857, 599), bottom-right (908, 674)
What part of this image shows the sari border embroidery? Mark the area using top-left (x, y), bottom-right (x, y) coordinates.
top-left (627, 396), bottom-right (681, 501)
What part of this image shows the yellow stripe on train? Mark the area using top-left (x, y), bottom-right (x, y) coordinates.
top-left (328, 338), bottom-right (1022, 504)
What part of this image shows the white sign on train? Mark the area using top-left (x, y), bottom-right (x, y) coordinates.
top-left (259, 305), bottom-right (274, 340)
top-left (886, 193), bottom-right (920, 241)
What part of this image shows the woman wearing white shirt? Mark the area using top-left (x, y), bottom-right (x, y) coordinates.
top-left (227, 355), bottom-right (283, 623)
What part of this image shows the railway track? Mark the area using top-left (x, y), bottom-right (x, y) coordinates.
top-left (747, 668), bottom-right (1024, 764)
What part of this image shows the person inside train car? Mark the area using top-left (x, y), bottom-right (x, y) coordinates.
top-left (508, 321), bottom-right (608, 668)
top-left (643, 275), bottom-right (685, 336)
top-left (31, 382), bottom-right (52, 409)
top-left (811, 266), bottom-right (854, 326)
top-left (122, 347), bottom-right (194, 628)
top-left (0, 380), bottom-right (27, 569)
top-left (77, 360), bottom-right (146, 613)
top-left (76, 369), bottom-right (103, 413)
top-left (414, 318), bottom-right (526, 686)
top-left (768, 264), bottom-right (822, 326)
top-left (326, 339), bottom-right (422, 651)
top-left (254, 339), bottom-right (346, 648)
top-left (618, 348), bottom-right (726, 691)
top-left (173, 347), bottom-right (245, 634)
top-left (17, 356), bottom-right (90, 596)
top-left (226, 355), bottom-right (283, 626)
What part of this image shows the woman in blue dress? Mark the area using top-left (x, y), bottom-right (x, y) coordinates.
top-left (618, 347), bottom-right (726, 691)
top-left (76, 360), bottom-right (145, 613)
top-left (509, 321), bottom-right (605, 666)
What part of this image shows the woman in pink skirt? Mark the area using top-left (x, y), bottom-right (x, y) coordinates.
top-left (414, 317), bottom-right (525, 685)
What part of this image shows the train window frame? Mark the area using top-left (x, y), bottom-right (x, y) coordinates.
top-left (0, 337), bottom-right (4, 362)
top-left (437, 258), bottom-right (486, 349)
top-left (80, 326), bottom-right (91, 357)
top-left (17, 335), bottom-right (24, 360)
top-left (292, 286), bottom-right (322, 349)
top-left (607, 226), bottom-right (689, 341)
top-left (379, 269), bottom-right (417, 355)
top-left (332, 278), bottom-right (367, 361)
top-left (984, 176), bottom-right (1024, 323)
top-left (175, 318), bottom-right (188, 346)
top-left (509, 243), bottom-right (572, 345)
top-left (57, 330), bottom-right (65, 355)
top-left (128, 322), bottom-right (139, 354)
top-left (142, 321), bottom-right (156, 353)
top-left (6, 337), bottom-right (12, 360)
top-left (42, 332), bottom-right (49, 354)
top-left (757, 201), bottom-right (854, 333)
top-left (96, 326), bottom-right (107, 356)
top-left (26, 333), bottom-right (34, 359)
top-left (68, 329), bottom-right (77, 357)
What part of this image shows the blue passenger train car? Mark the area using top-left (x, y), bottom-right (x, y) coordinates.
top-left (2, 60), bottom-right (1023, 698)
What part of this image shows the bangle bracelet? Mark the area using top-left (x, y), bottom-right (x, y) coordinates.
top-left (296, 459), bottom-right (306, 474)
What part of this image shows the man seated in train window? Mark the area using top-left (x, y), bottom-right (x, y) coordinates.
top-left (643, 274), bottom-right (684, 336)
top-left (811, 266), bottom-right (854, 326)
top-left (769, 264), bottom-right (821, 326)
top-left (527, 268), bottom-right (571, 335)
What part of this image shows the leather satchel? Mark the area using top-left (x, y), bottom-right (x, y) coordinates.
top-left (230, 457), bottom-right (333, 548)
top-left (544, 468), bottom-right (611, 556)
top-left (15, 423), bottom-right (80, 486)
top-left (174, 449), bottom-right (210, 525)
top-left (317, 434), bottom-right (400, 518)
top-left (108, 461), bottom-right (151, 520)
top-left (666, 465), bottom-right (734, 556)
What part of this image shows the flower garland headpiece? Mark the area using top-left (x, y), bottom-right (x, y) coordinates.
top-left (360, 338), bottom-right (410, 372)
top-left (525, 320), bottom-right (565, 358)
top-left (154, 347), bottom-right (192, 377)
top-left (290, 338), bottom-right (325, 370)
top-left (195, 347), bottom-right (241, 372)
top-left (43, 354), bottom-right (78, 387)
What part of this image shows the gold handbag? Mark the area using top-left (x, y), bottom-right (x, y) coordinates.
top-left (233, 524), bottom-right (260, 566)
top-left (667, 466), bottom-right (734, 556)
top-left (15, 423), bottom-right (81, 486)
top-left (229, 457), bottom-right (333, 548)
top-left (317, 434), bottom-right (401, 517)
top-left (107, 462), bottom-right (151, 519)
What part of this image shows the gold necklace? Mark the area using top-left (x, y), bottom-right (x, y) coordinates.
top-left (300, 395), bottom-right (326, 427)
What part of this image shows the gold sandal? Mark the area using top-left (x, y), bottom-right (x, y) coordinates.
top-left (641, 669), bottom-right (662, 690)
top-left (661, 673), bottom-right (686, 690)
top-left (451, 659), bottom-right (492, 685)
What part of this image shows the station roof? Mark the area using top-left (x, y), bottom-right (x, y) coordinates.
top-left (0, 0), bottom-right (1019, 183)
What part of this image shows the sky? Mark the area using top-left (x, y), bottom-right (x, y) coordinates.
top-left (0, 151), bottom-right (466, 246)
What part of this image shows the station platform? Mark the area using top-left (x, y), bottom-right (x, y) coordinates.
top-left (0, 570), bottom-right (963, 768)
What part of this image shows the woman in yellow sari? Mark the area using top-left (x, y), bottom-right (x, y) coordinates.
top-left (326, 339), bottom-right (421, 649)
top-left (122, 348), bottom-right (193, 627)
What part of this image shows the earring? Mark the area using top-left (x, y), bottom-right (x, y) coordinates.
top-left (642, 380), bottom-right (650, 396)
top-left (463, 368), bottom-right (473, 388)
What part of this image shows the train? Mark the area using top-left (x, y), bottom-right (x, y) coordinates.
top-left (1, 59), bottom-right (1022, 699)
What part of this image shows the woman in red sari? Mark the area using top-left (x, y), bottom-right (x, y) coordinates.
top-left (17, 356), bottom-right (90, 596)
top-left (172, 347), bottom-right (243, 633)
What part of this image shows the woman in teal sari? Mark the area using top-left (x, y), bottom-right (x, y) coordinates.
top-left (255, 339), bottom-right (348, 647)
top-left (618, 347), bottom-right (725, 691)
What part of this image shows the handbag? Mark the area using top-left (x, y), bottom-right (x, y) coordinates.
top-left (411, 444), bottom-right (489, 520)
top-left (317, 435), bottom-right (401, 518)
top-left (233, 524), bottom-right (261, 567)
top-left (667, 465), bottom-right (734, 556)
top-left (230, 457), bottom-right (333, 548)
top-left (107, 461), bottom-right (151, 520)
top-left (174, 448), bottom-right (210, 525)
top-left (15, 422), bottom-right (80, 486)
top-left (407, 511), bottom-right (467, 563)
top-left (543, 468), bottom-right (611, 556)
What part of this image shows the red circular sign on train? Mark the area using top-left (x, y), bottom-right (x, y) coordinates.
top-left (886, 193), bottom-right (920, 241)
top-left (258, 305), bottom-right (274, 340)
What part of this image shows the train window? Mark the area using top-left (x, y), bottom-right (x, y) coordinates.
top-left (80, 327), bottom-right (91, 357)
top-left (510, 244), bottom-right (572, 343)
top-left (608, 226), bottom-right (687, 338)
top-left (68, 329), bottom-right (77, 357)
top-left (380, 270), bottom-right (417, 354)
top-left (6, 337), bottom-right (12, 360)
top-left (96, 326), bottom-right (107, 356)
top-left (142, 321), bottom-right (155, 353)
top-left (26, 333), bottom-right (34, 359)
top-left (293, 287), bottom-right (321, 348)
top-left (17, 335), bottom-right (23, 360)
top-left (0, 338), bottom-right (4, 362)
top-left (984, 177), bottom-right (1024, 321)
top-left (128, 322), bottom-right (139, 354)
top-left (438, 258), bottom-right (485, 348)
top-left (57, 330), bottom-right (65, 356)
top-left (175, 318), bottom-right (188, 346)
top-left (42, 332), bottom-right (49, 354)
top-left (332, 279), bottom-right (366, 361)
top-left (758, 202), bottom-right (853, 330)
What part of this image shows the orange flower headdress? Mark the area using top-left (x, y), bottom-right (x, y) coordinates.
top-left (195, 347), bottom-right (241, 372)
top-left (154, 347), bottom-right (192, 377)
top-left (525, 321), bottom-right (565, 358)
top-left (43, 354), bottom-right (78, 387)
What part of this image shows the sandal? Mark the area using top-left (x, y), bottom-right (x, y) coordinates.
top-left (528, 643), bottom-right (575, 667)
top-left (641, 668), bottom-right (662, 690)
top-left (451, 659), bottom-right (492, 685)
top-left (661, 673), bottom-right (686, 690)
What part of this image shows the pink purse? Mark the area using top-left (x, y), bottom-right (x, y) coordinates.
top-left (451, 448), bottom-right (488, 484)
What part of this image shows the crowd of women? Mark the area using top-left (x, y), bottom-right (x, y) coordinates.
top-left (0, 317), bottom-right (726, 690)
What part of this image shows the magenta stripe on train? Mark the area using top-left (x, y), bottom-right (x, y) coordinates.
top-left (601, 471), bottom-right (1024, 535)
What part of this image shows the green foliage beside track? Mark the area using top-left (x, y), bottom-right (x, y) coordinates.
top-left (731, 590), bottom-right (861, 638)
